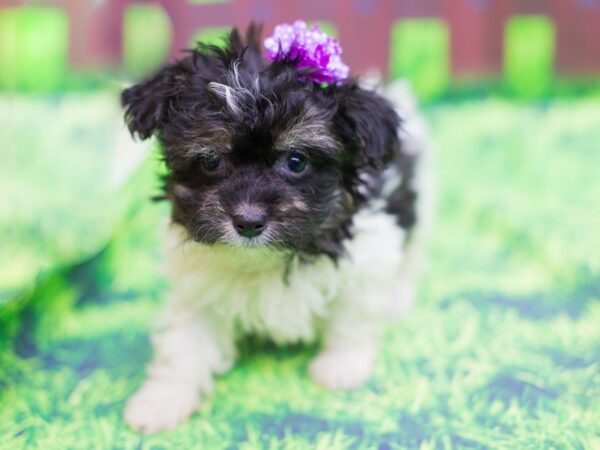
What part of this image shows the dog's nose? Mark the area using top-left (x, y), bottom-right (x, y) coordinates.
top-left (233, 211), bottom-right (267, 238)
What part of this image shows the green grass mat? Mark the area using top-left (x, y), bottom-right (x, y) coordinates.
top-left (1, 98), bottom-right (599, 449)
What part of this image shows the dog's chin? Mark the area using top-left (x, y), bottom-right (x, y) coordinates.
top-left (222, 234), bottom-right (275, 248)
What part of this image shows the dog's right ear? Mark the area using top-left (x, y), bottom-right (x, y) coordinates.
top-left (122, 63), bottom-right (189, 140)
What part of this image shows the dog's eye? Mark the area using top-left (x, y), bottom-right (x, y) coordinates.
top-left (202, 155), bottom-right (222, 173)
top-left (285, 152), bottom-right (308, 174)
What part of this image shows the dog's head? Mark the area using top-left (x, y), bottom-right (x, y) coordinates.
top-left (122, 24), bottom-right (400, 259)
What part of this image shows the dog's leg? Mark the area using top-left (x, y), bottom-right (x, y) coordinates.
top-left (124, 305), bottom-right (234, 433)
top-left (391, 233), bottom-right (424, 318)
top-left (309, 306), bottom-right (380, 390)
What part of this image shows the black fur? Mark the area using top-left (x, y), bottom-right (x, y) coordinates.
top-left (122, 24), bottom-right (417, 260)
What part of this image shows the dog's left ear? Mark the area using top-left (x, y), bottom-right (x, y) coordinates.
top-left (332, 83), bottom-right (401, 168)
top-left (122, 61), bottom-right (195, 140)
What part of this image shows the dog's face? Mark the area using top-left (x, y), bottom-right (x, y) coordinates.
top-left (122, 25), bottom-right (400, 258)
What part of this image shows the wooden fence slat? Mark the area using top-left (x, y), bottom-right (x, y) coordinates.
top-left (332, 0), bottom-right (394, 75)
top-left (554, 0), bottom-right (600, 75)
top-left (393, 0), bottom-right (440, 18)
top-left (441, 0), bottom-right (511, 78)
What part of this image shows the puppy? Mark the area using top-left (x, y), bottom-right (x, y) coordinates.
top-left (121, 24), bottom-right (431, 433)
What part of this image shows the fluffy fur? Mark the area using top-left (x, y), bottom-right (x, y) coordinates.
top-left (121, 24), bottom-right (432, 433)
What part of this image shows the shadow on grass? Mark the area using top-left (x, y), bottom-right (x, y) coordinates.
top-left (440, 270), bottom-right (600, 320)
top-left (38, 328), bottom-right (152, 379)
top-left (474, 373), bottom-right (559, 409)
top-left (234, 410), bottom-right (490, 450)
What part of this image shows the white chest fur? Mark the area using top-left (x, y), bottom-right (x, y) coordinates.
top-left (163, 210), bottom-right (405, 344)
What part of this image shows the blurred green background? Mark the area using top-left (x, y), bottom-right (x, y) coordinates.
top-left (1, 4), bottom-right (599, 449)
top-left (2, 6), bottom-right (600, 98)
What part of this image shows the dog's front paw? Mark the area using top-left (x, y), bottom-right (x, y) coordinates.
top-left (124, 379), bottom-right (200, 433)
top-left (309, 346), bottom-right (375, 390)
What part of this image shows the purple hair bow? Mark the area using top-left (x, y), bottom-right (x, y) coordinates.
top-left (264, 20), bottom-right (349, 84)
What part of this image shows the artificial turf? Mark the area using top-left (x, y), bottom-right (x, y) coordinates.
top-left (0, 95), bottom-right (599, 449)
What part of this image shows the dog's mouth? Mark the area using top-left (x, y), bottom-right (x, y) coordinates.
top-left (217, 219), bottom-right (279, 248)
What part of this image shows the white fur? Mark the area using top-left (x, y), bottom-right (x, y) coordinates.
top-left (385, 80), bottom-right (435, 317)
top-left (207, 82), bottom-right (244, 118)
top-left (162, 211), bottom-right (405, 344)
top-left (124, 83), bottom-right (433, 433)
top-left (125, 212), bottom-right (409, 432)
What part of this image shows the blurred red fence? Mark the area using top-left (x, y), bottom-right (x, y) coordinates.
top-left (3, 0), bottom-right (600, 78)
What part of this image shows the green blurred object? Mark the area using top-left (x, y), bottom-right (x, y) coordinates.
top-left (389, 19), bottom-right (450, 100)
top-left (190, 26), bottom-right (232, 48)
top-left (0, 95), bottom-right (120, 305)
top-left (0, 8), bottom-right (68, 92)
top-left (0, 92), bottom-right (164, 341)
top-left (310, 21), bottom-right (338, 38)
top-left (504, 16), bottom-right (555, 99)
top-left (123, 4), bottom-right (172, 80)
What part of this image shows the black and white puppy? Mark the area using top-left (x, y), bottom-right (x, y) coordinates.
top-left (121, 25), bottom-right (432, 433)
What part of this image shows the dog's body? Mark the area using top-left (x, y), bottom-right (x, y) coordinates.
top-left (121, 25), bottom-right (432, 433)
